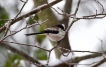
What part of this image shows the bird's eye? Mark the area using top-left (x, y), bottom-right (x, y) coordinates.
top-left (57, 25), bottom-right (65, 30)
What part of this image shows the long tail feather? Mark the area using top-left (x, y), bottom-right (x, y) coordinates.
top-left (25, 32), bottom-right (44, 36)
top-left (25, 30), bottom-right (59, 36)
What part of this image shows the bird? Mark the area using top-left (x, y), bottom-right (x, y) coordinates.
top-left (25, 24), bottom-right (65, 42)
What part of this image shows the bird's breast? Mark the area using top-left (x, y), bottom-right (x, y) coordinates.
top-left (46, 32), bottom-right (65, 41)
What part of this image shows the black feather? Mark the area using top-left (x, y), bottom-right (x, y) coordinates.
top-left (55, 24), bottom-right (65, 30)
top-left (43, 30), bottom-right (59, 34)
top-left (25, 32), bottom-right (43, 36)
top-left (25, 30), bottom-right (59, 36)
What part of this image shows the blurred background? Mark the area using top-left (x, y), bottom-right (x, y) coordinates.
top-left (0, 0), bottom-right (106, 67)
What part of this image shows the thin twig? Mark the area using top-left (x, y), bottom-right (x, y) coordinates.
top-left (0, 0), bottom-right (63, 33)
top-left (0, 42), bottom-right (45, 67)
top-left (95, 0), bottom-right (104, 13)
top-left (4, 0), bottom-right (28, 37)
top-left (0, 22), bottom-right (45, 42)
top-left (3, 40), bottom-right (49, 51)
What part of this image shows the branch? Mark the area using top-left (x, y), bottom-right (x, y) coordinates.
top-left (0, 0), bottom-right (62, 33)
top-left (3, 40), bottom-right (106, 66)
top-left (66, 0), bottom-right (81, 33)
top-left (0, 42), bottom-right (45, 67)
top-left (72, 53), bottom-right (102, 63)
top-left (58, 0), bottom-right (72, 54)
top-left (53, 53), bottom-right (103, 67)
top-left (92, 58), bottom-right (106, 67)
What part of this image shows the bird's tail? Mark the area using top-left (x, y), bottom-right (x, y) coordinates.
top-left (25, 30), bottom-right (58, 36)
top-left (25, 32), bottom-right (44, 36)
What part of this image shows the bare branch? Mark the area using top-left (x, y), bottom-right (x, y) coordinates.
top-left (0, 0), bottom-right (62, 33)
top-left (92, 58), bottom-right (106, 67)
top-left (0, 42), bottom-right (45, 67)
top-left (95, 0), bottom-right (104, 13)
top-left (3, 0), bottom-right (28, 38)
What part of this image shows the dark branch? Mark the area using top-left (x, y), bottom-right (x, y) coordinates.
top-left (0, 42), bottom-right (45, 67)
top-left (0, 0), bottom-right (62, 33)
top-left (92, 58), bottom-right (106, 67)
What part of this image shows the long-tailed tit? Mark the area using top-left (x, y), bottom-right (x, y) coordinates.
top-left (25, 24), bottom-right (65, 42)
